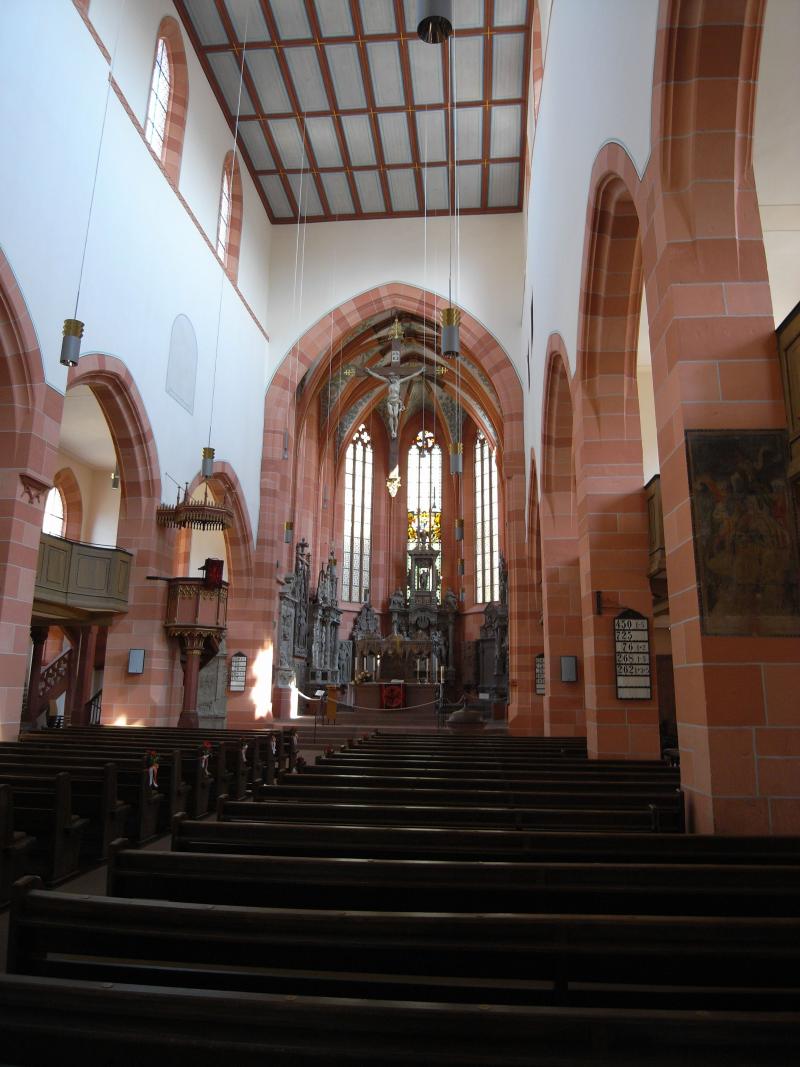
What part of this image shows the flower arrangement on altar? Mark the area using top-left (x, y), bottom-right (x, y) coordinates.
top-left (355, 670), bottom-right (371, 684)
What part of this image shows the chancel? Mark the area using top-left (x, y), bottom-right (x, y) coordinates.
top-left (1, 1), bottom-right (800, 1061)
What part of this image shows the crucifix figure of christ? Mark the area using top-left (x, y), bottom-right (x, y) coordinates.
top-left (362, 364), bottom-right (425, 438)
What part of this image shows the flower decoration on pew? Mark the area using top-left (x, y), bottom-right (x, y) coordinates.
top-left (146, 749), bottom-right (159, 789)
top-left (324, 745), bottom-right (335, 757)
top-left (200, 740), bottom-right (212, 776)
top-left (295, 756), bottom-right (307, 772)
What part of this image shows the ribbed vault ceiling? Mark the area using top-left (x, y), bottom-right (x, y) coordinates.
top-left (300, 310), bottom-right (500, 449)
top-left (175, 0), bottom-right (533, 223)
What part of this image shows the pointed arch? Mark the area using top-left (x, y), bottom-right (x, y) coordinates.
top-left (259, 281), bottom-right (530, 726)
top-left (67, 354), bottom-right (160, 504)
top-left (541, 339), bottom-right (575, 518)
top-left (53, 467), bottom-right (83, 541)
top-left (0, 248), bottom-right (61, 737)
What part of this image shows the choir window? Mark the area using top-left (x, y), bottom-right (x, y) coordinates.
top-left (475, 431), bottom-right (499, 602)
top-left (342, 424), bottom-right (373, 603)
top-left (144, 36), bottom-right (172, 160)
top-left (407, 429), bottom-right (442, 600)
top-left (42, 487), bottom-right (65, 538)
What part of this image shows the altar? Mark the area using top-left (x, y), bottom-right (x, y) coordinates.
top-left (353, 682), bottom-right (438, 713)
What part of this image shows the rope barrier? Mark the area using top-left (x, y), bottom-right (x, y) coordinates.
top-left (295, 691), bottom-right (468, 714)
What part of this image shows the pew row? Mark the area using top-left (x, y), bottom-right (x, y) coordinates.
top-left (1, 974), bottom-right (797, 1066)
top-left (219, 797), bottom-right (678, 832)
top-left (0, 786), bottom-right (35, 905)
top-left (107, 841), bottom-right (800, 916)
top-left (174, 814), bottom-right (800, 867)
top-left (0, 758), bottom-right (127, 860)
top-left (0, 774), bottom-right (86, 885)
top-left (2, 744), bottom-right (168, 844)
top-left (8, 881), bottom-right (800, 1016)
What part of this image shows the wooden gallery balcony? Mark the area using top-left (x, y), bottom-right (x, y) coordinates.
top-left (34, 533), bottom-right (133, 625)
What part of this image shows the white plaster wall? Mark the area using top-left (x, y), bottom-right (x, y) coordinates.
top-left (753, 0), bottom-right (800, 327)
top-left (524, 0), bottom-right (658, 476)
top-left (0, 1), bottom-right (269, 538)
top-left (188, 527), bottom-right (229, 581)
top-left (51, 452), bottom-right (122, 545)
top-left (85, 0), bottom-right (272, 322)
top-left (87, 468), bottom-right (123, 546)
top-left (266, 214), bottom-right (524, 379)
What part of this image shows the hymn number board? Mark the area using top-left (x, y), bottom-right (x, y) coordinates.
top-left (613, 610), bottom-right (651, 700)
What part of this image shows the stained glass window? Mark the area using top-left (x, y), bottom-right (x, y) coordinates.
top-left (145, 37), bottom-right (172, 160)
top-left (342, 424), bottom-right (372, 602)
top-left (475, 431), bottom-right (499, 602)
top-left (407, 429), bottom-right (442, 600)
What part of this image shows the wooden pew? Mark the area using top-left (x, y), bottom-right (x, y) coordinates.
top-left (0, 774), bottom-right (86, 884)
top-left (1, 973), bottom-right (799, 1067)
top-left (319, 754), bottom-right (679, 777)
top-left (73, 725), bottom-right (281, 787)
top-left (173, 814), bottom-right (800, 867)
top-left (219, 796), bottom-right (677, 832)
top-left (22, 732), bottom-right (249, 805)
top-left (4, 744), bottom-right (168, 844)
top-left (0, 786), bottom-right (36, 905)
top-left (2, 974), bottom-right (799, 1067)
top-left (293, 769), bottom-right (681, 794)
top-left (9, 880), bottom-right (800, 1016)
top-left (106, 841), bottom-right (800, 916)
top-left (0, 758), bottom-right (127, 860)
top-left (258, 781), bottom-right (686, 827)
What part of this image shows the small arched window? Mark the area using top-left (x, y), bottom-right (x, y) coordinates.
top-left (143, 18), bottom-right (188, 184)
top-left (342, 424), bottom-right (373, 603)
top-left (475, 431), bottom-right (500, 602)
top-left (42, 487), bottom-right (65, 538)
top-left (145, 36), bottom-right (172, 160)
top-left (217, 152), bottom-right (244, 281)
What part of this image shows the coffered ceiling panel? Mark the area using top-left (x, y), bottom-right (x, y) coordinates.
top-left (314, 0), bottom-right (354, 37)
top-left (176, 0), bottom-right (533, 222)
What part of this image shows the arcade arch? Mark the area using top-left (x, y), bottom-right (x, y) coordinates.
top-left (258, 283), bottom-right (531, 726)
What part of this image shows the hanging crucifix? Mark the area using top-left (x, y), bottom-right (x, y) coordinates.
top-left (360, 364), bottom-right (425, 438)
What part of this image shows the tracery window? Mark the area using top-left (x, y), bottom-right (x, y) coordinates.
top-left (144, 35), bottom-right (172, 160)
top-left (42, 487), bottom-right (65, 538)
top-left (342, 424), bottom-right (372, 603)
top-left (407, 429), bottom-right (442, 600)
top-left (475, 431), bottom-right (499, 602)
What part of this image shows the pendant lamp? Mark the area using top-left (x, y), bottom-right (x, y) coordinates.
top-left (416, 0), bottom-right (453, 44)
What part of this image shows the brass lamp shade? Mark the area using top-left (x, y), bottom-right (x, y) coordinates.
top-left (441, 306), bottom-right (461, 357)
top-left (60, 318), bottom-right (84, 367)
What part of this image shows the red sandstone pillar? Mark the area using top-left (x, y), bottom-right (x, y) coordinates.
top-left (177, 632), bottom-right (205, 728)
top-left (69, 625), bottom-right (98, 727)
top-left (25, 626), bottom-right (49, 730)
